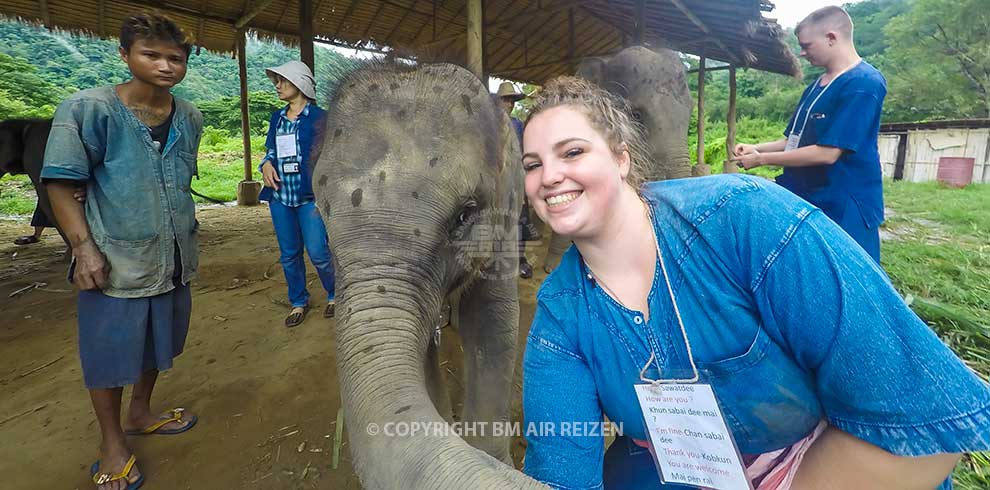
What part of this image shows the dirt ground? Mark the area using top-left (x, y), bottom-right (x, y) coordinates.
top-left (0, 203), bottom-right (548, 489)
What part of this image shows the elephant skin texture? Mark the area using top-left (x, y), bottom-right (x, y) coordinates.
top-left (0, 118), bottom-right (70, 248)
top-left (312, 62), bottom-right (547, 489)
top-left (543, 46), bottom-right (695, 273)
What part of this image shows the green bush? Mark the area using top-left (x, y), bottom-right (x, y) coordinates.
top-left (688, 116), bottom-right (786, 179)
top-left (198, 91), bottom-right (283, 136)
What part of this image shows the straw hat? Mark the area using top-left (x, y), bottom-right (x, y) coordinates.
top-left (265, 60), bottom-right (317, 100)
top-left (496, 81), bottom-right (525, 101)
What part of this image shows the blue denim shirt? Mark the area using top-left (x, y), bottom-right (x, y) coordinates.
top-left (41, 86), bottom-right (204, 298)
top-left (522, 174), bottom-right (990, 490)
top-left (258, 103), bottom-right (327, 204)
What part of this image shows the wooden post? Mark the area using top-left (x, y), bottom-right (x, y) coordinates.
top-left (97, 0), bottom-right (105, 37)
top-left (481, 0), bottom-right (488, 81)
top-left (236, 29), bottom-right (261, 205)
top-left (38, 0), bottom-right (51, 27)
top-left (466, 0), bottom-right (483, 78)
top-left (633, 0), bottom-right (645, 45)
top-left (696, 56), bottom-right (706, 168)
top-left (299, 0), bottom-right (315, 72)
top-left (724, 65), bottom-right (738, 173)
top-left (568, 7), bottom-right (575, 71)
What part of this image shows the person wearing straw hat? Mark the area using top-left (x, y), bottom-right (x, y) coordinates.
top-left (259, 60), bottom-right (336, 328)
top-left (496, 81), bottom-right (538, 279)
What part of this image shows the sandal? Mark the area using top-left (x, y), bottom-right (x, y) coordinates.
top-left (13, 235), bottom-right (39, 245)
top-left (324, 301), bottom-right (335, 318)
top-left (90, 454), bottom-right (144, 489)
top-left (125, 407), bottom-right (198, 436)
top-left (285, 306), bottom-right (309, 328)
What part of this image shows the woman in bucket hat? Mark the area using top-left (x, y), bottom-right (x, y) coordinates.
top-left (259, 60), bottom-right (336, 327)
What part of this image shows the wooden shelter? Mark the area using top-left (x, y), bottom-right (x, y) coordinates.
top-left (1, 0), bottom-right (802, 199)
top-left (879, 119), bottom-right (990, 185)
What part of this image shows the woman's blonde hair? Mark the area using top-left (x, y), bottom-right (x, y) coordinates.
top-left (525, 76), bottom-right (648, 190)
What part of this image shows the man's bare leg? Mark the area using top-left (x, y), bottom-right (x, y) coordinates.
top-left (90, 387), bottom-right (140, 490)
top-left (125, 369), bottom-right (195, 432)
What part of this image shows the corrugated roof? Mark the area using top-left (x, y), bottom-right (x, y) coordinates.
top-left (1, 0), bottom-right (801, 83)
top-left (880, 119), bottom-right (990, 132)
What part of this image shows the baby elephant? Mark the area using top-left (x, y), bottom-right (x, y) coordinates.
top-left (311, 62), bottom-right (546, 489)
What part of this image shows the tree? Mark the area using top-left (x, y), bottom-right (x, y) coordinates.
top-left (198, 91), bottom-right (283, 135)
top-left (883, 0), bottom-right (990, 119)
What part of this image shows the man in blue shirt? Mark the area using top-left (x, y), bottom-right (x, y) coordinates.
top-left (731, 6), bottom-right (886, 263)
top-left (42, 13), bottom-right (202, 489)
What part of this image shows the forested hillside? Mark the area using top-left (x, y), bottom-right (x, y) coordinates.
top-left (0, 19), bottom-right (358, 125)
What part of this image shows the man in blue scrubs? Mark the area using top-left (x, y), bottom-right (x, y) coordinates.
top-left (731, 6), bottom-right (887, 263)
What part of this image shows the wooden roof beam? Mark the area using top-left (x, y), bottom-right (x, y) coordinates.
top-left (331, 0), bottom-right (360, 41)
top-left (361, 2), bottom-right (388, 40)
top-left (667, 0), bottom-right (742, 65)
top-left (384, 0), bottom-right (424, 45)
top-left (235, 0), bottom-right (275, 29)
top-left (487, 0), bottom-right (586, 30)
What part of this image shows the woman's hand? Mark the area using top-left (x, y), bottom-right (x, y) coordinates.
top-left (791, 426), bottom-right (960, 489)
top-left (261, 161), bottom-right (281, 190)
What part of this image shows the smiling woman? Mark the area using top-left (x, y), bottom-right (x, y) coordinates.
top-left (519, 76), bottom-right (990, 490)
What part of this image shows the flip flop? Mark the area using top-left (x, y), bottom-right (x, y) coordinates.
top-left (13, 235), bottom-right (39, 245)
top-left (323, 301), bottom-right (335, 318)
top-left (90, 454), bottom-right (145, 489)
top-left (285, 306), bottom-right (309, 328)
top-left (125, 408), bottom-right (198, 436)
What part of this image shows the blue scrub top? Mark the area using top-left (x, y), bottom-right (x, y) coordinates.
top-left (777, 61), bottom-right (887, 229)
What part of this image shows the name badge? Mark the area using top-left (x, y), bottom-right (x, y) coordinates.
top-left (634, 383), bottom-right (751, 490)
top-left (282, 162), bottom-right (300, 174)
top-left (784, 132), bottom-right (801, 152)
top-left (276, 133), bottom-right (298, 158)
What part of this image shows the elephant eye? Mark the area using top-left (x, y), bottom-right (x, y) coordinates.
top-left (631, 110), bottom-right (645, 124)
top-left (457, 199), bottom-right (479, 225)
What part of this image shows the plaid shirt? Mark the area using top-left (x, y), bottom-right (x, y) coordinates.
top-left (262, 103), bottom-right (312, 207)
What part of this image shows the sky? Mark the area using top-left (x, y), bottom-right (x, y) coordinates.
top-left (769, 0), bottom-right (861, 28)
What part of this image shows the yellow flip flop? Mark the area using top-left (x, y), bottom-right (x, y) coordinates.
top-left (125, 408), bottom-right (198, 436)
top-left (90, 454), bottom-right (144, 489)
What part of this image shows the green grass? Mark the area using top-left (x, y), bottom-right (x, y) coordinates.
top-left (0, 174), bottom-right (36, 215)
top-left (879, 180), bottom-right (990, 490)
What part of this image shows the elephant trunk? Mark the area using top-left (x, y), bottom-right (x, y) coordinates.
top-left (650, 142), bottom-right (693, 181)
top-left (335, 276), bottom-right (546, 489)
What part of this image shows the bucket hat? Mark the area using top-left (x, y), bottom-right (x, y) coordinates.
top-left (265, 60), bottom-right (317, 100)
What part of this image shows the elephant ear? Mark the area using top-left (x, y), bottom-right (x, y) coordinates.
top-left (576, 57), bottom-right (607, 85)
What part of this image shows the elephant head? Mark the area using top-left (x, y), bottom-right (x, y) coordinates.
top-left (542, 46), bottom-right (696, 273)
top-left (577, 46), bottom-right (693, 181)
top-left (311, 62), bottom-right (546, 489)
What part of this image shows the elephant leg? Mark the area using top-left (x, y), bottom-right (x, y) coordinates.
top-left (542, 232), bottom-right (571, 274)
top-left (456, 269), bottom-right (519, 465)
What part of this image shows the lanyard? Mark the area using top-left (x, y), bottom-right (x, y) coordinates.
top-left (786, 60), bottom-right (860, 137)
top-left (582, 205), bottom-right (700, 384)
top-left (639, 206), bottom-right (700, 385)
